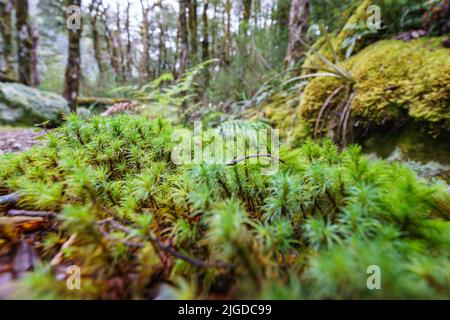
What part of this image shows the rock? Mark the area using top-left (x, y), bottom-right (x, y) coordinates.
top-left (0, 83), bottom-right (70, 126)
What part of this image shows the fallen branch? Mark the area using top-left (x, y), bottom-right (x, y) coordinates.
top-left (0, 193), bottom-right (20, 206)
top-left (98, 218), bottom-right (231, 269)
top-left (7, 209), bottom-right (57, 218)
top-left (227, 154), bottom-right (286, 166)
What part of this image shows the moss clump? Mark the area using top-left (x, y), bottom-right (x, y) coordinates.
top-left (247, 91), bottom-right (308, 145)
top-left (298, 37), bottom-right (450, 138)
top-left (1, 115), bottom-right (449, 299)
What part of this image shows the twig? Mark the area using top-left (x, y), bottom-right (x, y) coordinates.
top-left (50, 234), bottom-right (77, 267)
top-left (0, 192), bottom-right (20, 206)
top-left (7, 209), bottom-right (57, 218)
top-left (227, 154), bottom-right (286, 166)
top-left (98, 218), bottom-right (231, 269)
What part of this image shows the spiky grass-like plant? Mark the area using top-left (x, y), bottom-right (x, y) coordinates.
top-left (0, 115), bottom-right (448, 299)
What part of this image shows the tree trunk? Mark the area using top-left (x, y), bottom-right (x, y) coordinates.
top-left (64, 0), bottom-right (82, 112)
top-left (100, 5), bottom-right (121, 80)
top-left (178, 0), bottom-right (189, 75)
top-left (211, 3), bottom-right (217, 61)
top-left (284, 0), bottom-right (309, 70)
top-left (89, 0), bottom-right (103, 76)
top-left (31, 25), bottom-right (40, 86)
top-left (242, 0), bottom-right (252, 33)
top-left (188, 0), bottom-right (198, 62)
top-left (201, 0), bottom-right (209, 62)
top-left (115, 3), bottom-right (125, 81)
top-left (275, 0), bottom-right (290, 36)
top-left (125, 1), bottom-right (132, 79)
top-left (156, 0), bottom-right (166, 76)
top-left (0, 0), bottom-right (14, 78)
top-left (201, 0), bottom-right (209, 99)
top-left (14, 0), bottom-right (33, 86)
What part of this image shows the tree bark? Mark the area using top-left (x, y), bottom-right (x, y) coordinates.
top-left (89, 0), bottom-right (104, 76)
top-left (31, 25), bottom-right (40, 86)
top-left (201, 0), bottom-right (209, 98)
top-left (115, 4), bottom-right (126, 80)
top-left (100, 5), bottom-right (121, 80)
top-left (125, 1), bottom-right (132, 79)
top-left (224, 0), bottom-right (232, 66)
top-left (14, 0), bottom-right (34, 86)
top-left (284, 0), bottom-right (309, 70)
top-left (0, 0), bottom-right (14, 78)
top-left (275, 0), bottom-right (290, 36)
top-left (156, 0), bottom-right (166, 76)
top-left (139, 0), bottom-right (152, 80)
top-left (188, 0), bottom-right (198, 62)
top-left (201, 0), bottom-right (209, 62)
top-left (178, 0), bottom-right (189, 75)
top-left (64, 0), bottom-right (82, 112)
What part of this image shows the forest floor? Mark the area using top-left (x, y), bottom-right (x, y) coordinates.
top-left (0, 128), bottom-right (46, 154)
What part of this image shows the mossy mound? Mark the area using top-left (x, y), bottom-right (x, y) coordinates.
top-left (299, 38), bottom-right (450, 139)
top-left (1, 115), bottom-right (449, 299)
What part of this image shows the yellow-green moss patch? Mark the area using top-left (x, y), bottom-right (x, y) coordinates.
top-left (298, 37), bottom-right (450, 137)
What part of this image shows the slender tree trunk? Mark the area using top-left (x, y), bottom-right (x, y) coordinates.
top-left (89, 0), bottom-right (103, 77)
top-left (0, 0), bottom-right (14, 78)
top-left (64, 0), bottom-right (82, 112)
top-left (242, 0), bottom-right (252, 33)
top-left (224, 0), bottom-right (232, 66)
top-left (275, 0), bottom-right (290, 36)
top-left (115, 3), bottom-right (125, 80)
top-left (31, 25), bottom-right (40, 86)
top-left (201, 0), bottom-right (209, 62)
top-left (178, 0), bottom-right (189, 75)
top-left (188, 0), bottom-right (198, 62)
top-left (14, 0), bottom-right (33, 86)
top-left (101, 5), bottom-right (121, 80)
top-left (125, 1), bottom-right (132, 79)
top-left (211, 3), bottom-right (217, 61)
top-left (284, 0), bottom-right (309, 70)
top-left (156, 0), bottom-right (166, 76)
top-left (201, 0), bottom-right (210, 100)
top-left (173, 28), bottom-right (179, 76)
top-left (139, 0), bottom-right (152, 80)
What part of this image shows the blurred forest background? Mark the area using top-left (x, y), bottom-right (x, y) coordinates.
top-left (0, 0), bottom-right (438, 105)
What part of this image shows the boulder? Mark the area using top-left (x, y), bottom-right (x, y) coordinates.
top-left (0, 83), bottom-right (70, 127)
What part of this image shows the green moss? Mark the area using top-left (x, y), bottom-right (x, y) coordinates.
top-left (298, 38), bottom-right (450, 138)
top-left (0, 115), bottom-right (449, 299)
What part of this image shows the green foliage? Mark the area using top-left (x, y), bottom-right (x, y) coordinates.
top-left (112, 60), bottom-right (217, 122)
top-left (0, 115), bottom-right (449, 299)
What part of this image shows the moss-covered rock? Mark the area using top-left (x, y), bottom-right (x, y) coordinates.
top-left (0, 83), bottom-right (70, 127)
top-left (298, 37), bottom-right (450, 139)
